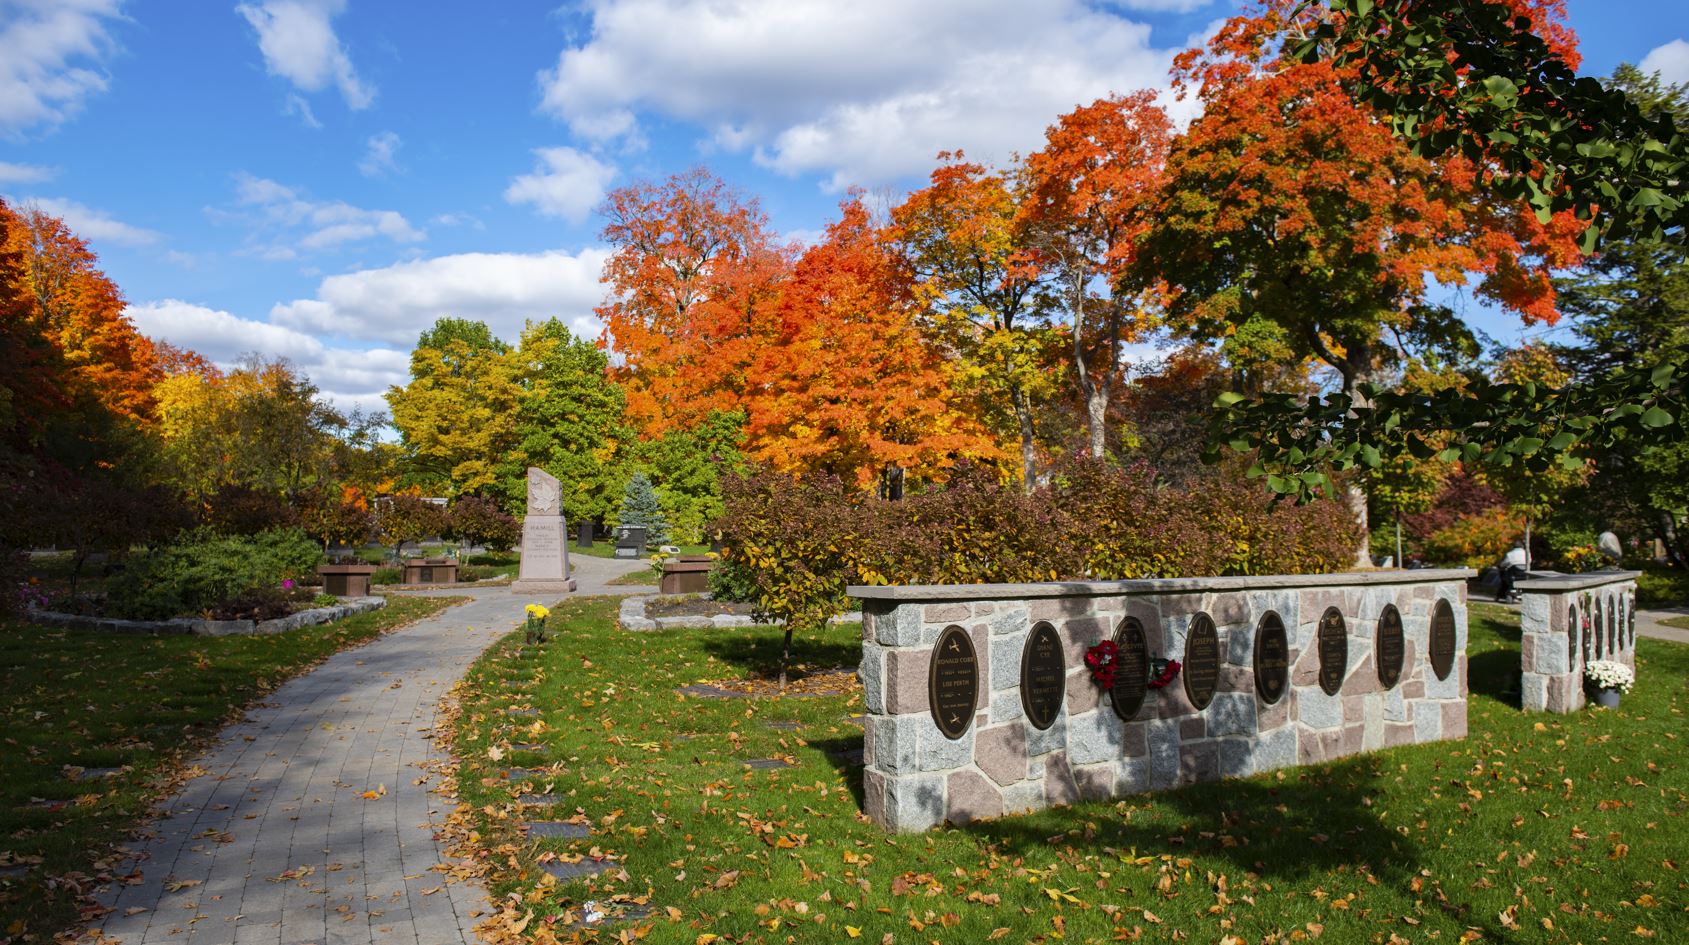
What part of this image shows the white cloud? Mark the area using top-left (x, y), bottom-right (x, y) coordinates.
top-left (236, 0), bottom-right (373, 110)
top-left (538, 0), bottom-right (1174, 189)
top-left (27, 196), bottom-right (160, 246)
top-left (1103, 0), bottom-right (1213, 11)
top-left (0, 161), bottom-right (54, 184)
top-left (503, 147), bottom-right (616, 222)
top-left (1640, 39), bottom-right (1689, 86)
top-left (124, 298), bottom-right (410, 415)
top-left (270, 247), bottom-right (611, 347)
top-left (224, 173), bottom-right (423, 255)
top-left (0, 0), bottom-right (122, 134)
top-left (358, 130), bottom-right (400, 176)
top-left (283, 91), bottom-right (321, 128)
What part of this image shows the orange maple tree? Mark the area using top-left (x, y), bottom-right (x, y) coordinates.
top-left (596, 167), bottom-right (790, 435)
top-left (1020, 91), bottom-right (1172, 459)
top-left (742, 195), bottom-right (1001, 493)
top-left (1133, 0), bottom-right (1587, 560)
top-left (1, 202), bottom-right (162, 424)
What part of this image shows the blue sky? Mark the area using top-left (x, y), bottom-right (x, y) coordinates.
top-left (1, 0), bottom-right (1685, 414)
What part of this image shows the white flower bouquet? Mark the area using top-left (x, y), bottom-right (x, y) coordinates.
top-left (1583, 659), bottom-right (1634, 694)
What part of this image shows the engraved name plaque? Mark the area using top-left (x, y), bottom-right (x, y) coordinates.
top-left (1377, 604), bottom-right (1405, 689)
top-left (1253, 611), bottom-right (1289, 705)
top-left (1183, 614), bottom-right (1220, 711)
top-left (1318, 607), bottom-right (1348, 696)
top-left (1429, 598), bottom-right (1457, 681)
top-left (1020, 621), bottom-right (1066, 730)
top-left (1112, 617), bottom-right (1149, 721)
top-left (928, 625), bottom-right (978, 740)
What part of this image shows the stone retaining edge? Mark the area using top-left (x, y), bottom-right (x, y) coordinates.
top-left (25, 597), bottom-right (387, 636)
top-left (619, 594), bottom-right (863, 632)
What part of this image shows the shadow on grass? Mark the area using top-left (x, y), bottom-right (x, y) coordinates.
top-left (962, 755), bottom-right (1429, 890)
top-left (700, 631), bottom-right (861, 682)
top-left (1469, 648), bottom-right (1522, 708)
top-left (805, 734), bottom-right (867, 807)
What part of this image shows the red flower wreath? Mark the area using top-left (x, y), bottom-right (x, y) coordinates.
top-left (1147, 658), bottom-right (1182, 690)
top-left (1084, 640), bottom-right (1119, 689)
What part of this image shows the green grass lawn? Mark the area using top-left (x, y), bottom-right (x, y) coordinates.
top-left (449, 600), bottom-right (1689, 944)
top-left (0, 595), bottom-right (458, 940)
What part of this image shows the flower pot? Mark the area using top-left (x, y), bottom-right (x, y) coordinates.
top-left (1593, 686), bottom-right (1621, 708)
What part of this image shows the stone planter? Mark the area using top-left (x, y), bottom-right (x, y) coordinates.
top-left (659, 556), bottom-right (714, 594)
top-left (401, 557), bottom-right (458, 585)
top-left (318, 563), bottom-right (378, 597)
top-left (1592, 686), bottom-right (1622, 708)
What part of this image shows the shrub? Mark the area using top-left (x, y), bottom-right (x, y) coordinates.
top-left (202, 486), bottom-right (301, 535)
top-left (105, 527), bottom-right (322, 619)
top-left (1421, 507), bottom-right (1523, 568)
top-left (298, 484), bottom-right (375, 553)
top-left (715, 458), bottom-right (1360, 637)
top-left (447, 496), bottom-right (520, 552)
top-left (377, 495), bottom-right (448, 559)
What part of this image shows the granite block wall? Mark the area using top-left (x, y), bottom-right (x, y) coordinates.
top-left (1519, 573), bottom-right (1639, 713)
top-left (852, 572), bottom-right (1471, 833)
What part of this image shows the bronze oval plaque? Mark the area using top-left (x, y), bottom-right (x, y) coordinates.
top-left (928, 625), bottom-right (978, 740)
top-left (1183, 614), bottom-right (1220, 710)
top-left (1317, 607), bottom-right (1348, 695)
top-left (1376, 604), bottom-right (1405, 689)
top-left (1111, 617), bottom-right (1149, 721)
top-left (1429, 598), bottom-right (1457, 681)
top-left (1020, 621), bottom-right (1067, 730)
top-left (1253, 611), bottom-right (1289, 705)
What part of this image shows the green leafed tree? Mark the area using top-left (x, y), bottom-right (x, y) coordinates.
top-left (618, 472), bottom-right (670, 549)
top-left (498, 318), bottom-right (629, 525)
top-left (386, 318), bottom-right (521, 496)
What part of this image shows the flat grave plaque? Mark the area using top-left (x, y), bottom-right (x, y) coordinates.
top-left (1253, 612), bottom-right (1289, 705)
top-left (1377, 604), bottom-right (1405, 689)
top-left (1429, 598), bottom-right (1457, 681)
top-left (928, 625), bottom-right (979, 740)
top-left (1020, 622), bottom-right (1067, 730)
top-left (1111, 617), bottom-right (1149, 721)
top-left (1183, 614), bottom-right (1220, 711)
top-left (1318, 607), bottom-right (1348, 696)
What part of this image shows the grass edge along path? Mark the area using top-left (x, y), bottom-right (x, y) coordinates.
top-left (0, 594), bottom-right (460, 943)
top-left (445, 598), bottom-right (1688, 945)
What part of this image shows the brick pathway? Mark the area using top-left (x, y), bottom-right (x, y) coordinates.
top-left (91, 556), bottom-right (653, 945)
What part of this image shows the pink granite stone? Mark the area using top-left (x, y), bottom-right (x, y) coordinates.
top-left (1045, 751), bottom-right (1081, 807)
top-left (863, 769), bottom-right (886, 824)
top-left (1341, 723), bottom-right (1364, 755)
top-left (1401, 677), bottom-right (1426, 700)
top-left (1066, 668), bottom-right (1101, 714)
top-left (1346, 656), bottom-right (1382, 695)
top-left (1162, 594), bottom-right (1203, 616)
top-left (975, 725), bottom-right (1029, 787)
top-left (884, 647), bottom-right (933, 715)
top-left (1291, 647), bottom-right (1321, 687)
top-left (863, 717), bottom-right (876, 766)
top-left (946, 768), bottom-right (1004, 824)
top-left (1210, 593), bottom-right (1249, 626)
top-left (1074, 763), bottom-right (1117, 801)
top-left (1440, 701), bottom-right (1467, 740)
top-left (1342, 694), bottom-right (1367, 725)
top-left (1219, 665), bottom-right (1253, 694)
top-left (924, 603), bottom-right (970, 623)
top-left (1258, 695), bottom-right (1290, 732)
top-left (1384, 722), bottom-right (1416, 747)
top-left (1062, 616), bottom-right (1108, 663)
top-left (1179, 716), bottom-right (1206, 740)
top-left (1156, 680), bottom-right (1197, 718)
top-left (1121, 721), bottom-right (1148, 757)
top-left (1520, 634), bottom-right (1538, 672)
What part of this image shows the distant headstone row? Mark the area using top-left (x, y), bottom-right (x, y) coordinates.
top-left (852, 572), bottom-right (1473, 832)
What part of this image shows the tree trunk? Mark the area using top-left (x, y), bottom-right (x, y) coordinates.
top-left (1524, 517), bottom-right (1533, 572)
top-left (779, 626), bottom-right (795, 689)
top-left (1348, 485), bottom-right (1372, 569)
top-left (1394, 514), bottom-right (1403, 569)
top-left (1086, 385), bottom-right (1109, 460)
top-left (1012, 385), bottom-right (1037, 492)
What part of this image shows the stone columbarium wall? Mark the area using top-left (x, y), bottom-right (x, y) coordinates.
top-left (1519, 571), bottom-right (1639, 713)
top-left (850, 570), bottom-right (1472, 833)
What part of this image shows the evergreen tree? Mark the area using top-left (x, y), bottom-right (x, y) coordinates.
top-left (619, 472), bottom-right (670, 548)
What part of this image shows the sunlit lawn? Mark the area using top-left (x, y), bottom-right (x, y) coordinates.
top-left (0, 595), bottom-right (458, 941)
top-left (451, 599), bottom-right (1688, 944)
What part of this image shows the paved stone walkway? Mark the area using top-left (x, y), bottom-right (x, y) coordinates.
top-left (91, 555), bottom-right (653, 945)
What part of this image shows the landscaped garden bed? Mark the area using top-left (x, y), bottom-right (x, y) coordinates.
top-left (442, 598), bottom-right (1689, 944)
top-left (0, 595), bottom-right (460, 940)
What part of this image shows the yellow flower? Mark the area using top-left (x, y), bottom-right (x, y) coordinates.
top-left (525, 603), bottom-right (549, 619)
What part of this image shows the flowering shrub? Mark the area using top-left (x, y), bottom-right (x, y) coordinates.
top-left (1556, 544), bottom-right (1607, 573)
top-left (1584, 659), bottom-right (1634, 693)
top-left (447, 496), bottom-right (520, 552)
top-left (524, 603), bottom-right (551, 644)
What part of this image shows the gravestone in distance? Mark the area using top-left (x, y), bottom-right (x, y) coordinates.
top-left (1020, 622), bottom-right (1066, 730)
top-left (1111, 617), bottom-right (1149, 721)
top-left (1317, 607), bottom-right (1348, 695)
top-left (1253, 611), bottom-right (1289, 704)
top-left (1377, 604), bottom-right (1405, 689)
top-left (513, 467), bottom-right (577, 594)
top-left (928, 625), bottom-right (979, 740)
top-left (1429, 598), bottom-right (1457, 680)
top-left (614, 526), bottom-right (647, 559)
top-left (1183, 614), bottom-right (1220, 710)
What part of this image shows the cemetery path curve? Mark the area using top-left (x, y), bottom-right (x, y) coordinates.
top-left (90, 555), bottom-right (653, 945)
